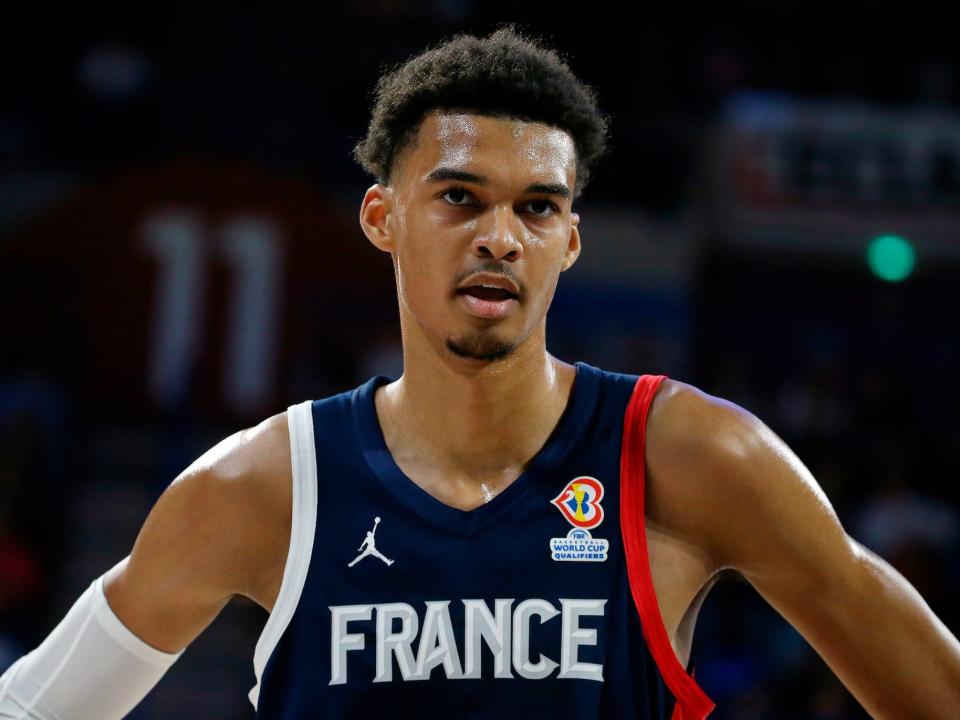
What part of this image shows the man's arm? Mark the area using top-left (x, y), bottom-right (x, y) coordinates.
top-left (0, 412), bottom-right (291, 718)
top-left (103, 411), bottom-right (292, 651)
top-left (646, 380), bottom-right (960, 719)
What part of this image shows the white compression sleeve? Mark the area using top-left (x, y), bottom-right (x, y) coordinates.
top-left (0, 574), bottom-right (183, 720)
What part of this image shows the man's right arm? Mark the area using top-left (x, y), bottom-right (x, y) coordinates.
top-left (0, 412), bottom-right (292, 718)
top-left (103, 411), bottom-right (292, 650)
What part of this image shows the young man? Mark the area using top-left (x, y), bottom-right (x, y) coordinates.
top-left (2, 27), bottom-right (959, 720)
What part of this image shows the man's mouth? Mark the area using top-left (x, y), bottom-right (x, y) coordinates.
top-left (454, 272), bottom-right (522, 319)
top-left (455, 283), bottom-right (520, 320)
top-left (457, 285), bottom-right (518, 302)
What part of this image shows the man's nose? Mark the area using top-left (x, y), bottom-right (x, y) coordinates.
top-left (472, 205), bottom-right (523, 261)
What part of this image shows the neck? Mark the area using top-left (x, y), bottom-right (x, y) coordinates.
top-left (375, 322), bottom-right (576, 485)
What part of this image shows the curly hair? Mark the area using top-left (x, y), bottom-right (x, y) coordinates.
top-left (353, 26), bottom-right (609, 199)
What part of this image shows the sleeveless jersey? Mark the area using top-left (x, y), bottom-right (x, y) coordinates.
top-left (248, 363), bottom-right (714, 719)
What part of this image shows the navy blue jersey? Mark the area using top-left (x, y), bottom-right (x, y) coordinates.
top-left (249, 362), bottom-right (713, 719)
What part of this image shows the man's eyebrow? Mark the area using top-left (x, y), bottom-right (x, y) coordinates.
top-left (526, 182), bottom-right (571, 199)
top-left (425, 167), bottom-right (571, 199)
top-left (426, 168), bottom-right (487, 185)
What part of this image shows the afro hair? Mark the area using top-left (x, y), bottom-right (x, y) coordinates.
top-left (353, 26), bottom-right (609, 198)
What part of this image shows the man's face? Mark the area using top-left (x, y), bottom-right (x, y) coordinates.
top-left (362, 111), bottom-right (581, 362)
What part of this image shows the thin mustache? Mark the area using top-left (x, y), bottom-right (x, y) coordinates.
top-left (453, 262), bottom-right (525, 295)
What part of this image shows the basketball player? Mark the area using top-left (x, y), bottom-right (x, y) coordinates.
top-left (2, 27), bottom-right (959, 720)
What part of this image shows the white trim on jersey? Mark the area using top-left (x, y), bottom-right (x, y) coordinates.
top-left (248, 400), bottom-right (319, 710)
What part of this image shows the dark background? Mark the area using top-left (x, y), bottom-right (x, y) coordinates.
top-left (2, 2), bottom-right (958, 718)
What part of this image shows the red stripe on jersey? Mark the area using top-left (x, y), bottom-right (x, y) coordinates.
top-left (620, 374), bottom-right (715, 720)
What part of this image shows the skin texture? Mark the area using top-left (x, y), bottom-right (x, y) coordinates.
top-left (103, 111), bottom-right (960, 717)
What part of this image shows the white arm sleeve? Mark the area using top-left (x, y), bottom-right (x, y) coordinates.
top-left (0, 574), bottom-right (183, 720)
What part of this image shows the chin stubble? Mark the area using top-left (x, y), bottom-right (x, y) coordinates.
top-left (445, 335), bottom-right (517, 362)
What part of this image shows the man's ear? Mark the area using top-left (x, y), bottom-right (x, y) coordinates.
top-left (559, 211), bottom-right (581, 272)
top-left (359, 183), bottom-right (395, 253)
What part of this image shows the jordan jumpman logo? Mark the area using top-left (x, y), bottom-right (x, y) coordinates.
top-left (347, 516), bottom-right (394, 567)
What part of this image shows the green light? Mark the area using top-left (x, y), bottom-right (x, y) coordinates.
top-left (867, 235), bottom-right (915, 282)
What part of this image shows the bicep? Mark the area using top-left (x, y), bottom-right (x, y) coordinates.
top-left (648, 382), bottom-right (854, 597)
top-left (702, 408), bottom-right (854, 597)
top-left (104, 414), bottom-right (291, 653)
top-left (103, 469), bottom-right (242, 654)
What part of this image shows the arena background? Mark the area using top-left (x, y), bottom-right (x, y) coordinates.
top-left (2, 3), bottom-right (958, 718)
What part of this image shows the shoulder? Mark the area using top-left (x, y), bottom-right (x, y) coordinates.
top-left (648, 378), bottom-right (765, 444)
top-left (110, 411), bottom-right (293, 611)
top-left (161, 411), bottom-right (292, 541)
top-left (644, 378), bottom-right (829, 571)
top-left (102, 411), bottom-right (294, 650)
top-left (180, 411), bottom-right (292, 516)
top-left (645, 377), bottom-right (764, 470)
top-left (643, 378), bottom-right (757, 520)
top-left (176, 411), bottom-right (293, 596)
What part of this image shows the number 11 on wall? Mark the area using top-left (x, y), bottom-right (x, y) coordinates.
top-left (140, 209), bottom-right (284, 415)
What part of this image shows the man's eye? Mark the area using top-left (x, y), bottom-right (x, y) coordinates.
top-left (442, 188), bottom-right (473, 205)
top-left (525, 199), bottom-right (558, 217)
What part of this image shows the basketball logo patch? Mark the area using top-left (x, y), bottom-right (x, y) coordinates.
top-left (550, 476), bottom-right (605, 529)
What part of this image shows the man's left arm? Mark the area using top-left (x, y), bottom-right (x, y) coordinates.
top-left (647, 381), bottom-right (960, 719)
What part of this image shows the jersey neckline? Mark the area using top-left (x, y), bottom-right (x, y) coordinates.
top-left (351, 361), bottom-right (602, 537)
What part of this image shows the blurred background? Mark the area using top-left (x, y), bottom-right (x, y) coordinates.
top-left (1, 2), bottom-right (958, 718)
